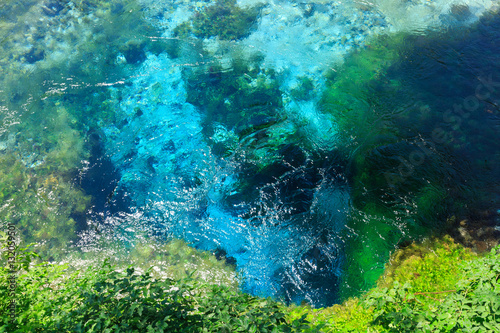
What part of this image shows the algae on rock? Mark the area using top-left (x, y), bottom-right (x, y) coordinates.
top-left (174, 0), bottom-right (262, 40)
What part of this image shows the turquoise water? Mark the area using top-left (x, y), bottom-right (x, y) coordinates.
top-left (0, 0), bottom-right (499, 307)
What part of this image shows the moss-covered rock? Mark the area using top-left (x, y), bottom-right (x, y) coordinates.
top-left (290, 75), bottom-right (315, 101)
top-left (377, 236), bottom-right (477, 294)
top-left (0, 153), bottom-right (91, 260)
top-left (174, 0), bottom-right (262, 40)
top-left (185, 56), bottom-right (287, 161)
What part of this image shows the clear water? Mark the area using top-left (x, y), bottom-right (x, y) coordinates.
top-left (0, 0), bottom-right (499, 307)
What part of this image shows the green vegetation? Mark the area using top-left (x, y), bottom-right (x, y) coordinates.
top-left (377, 236), bottom-right (478, 294)
top-left (286, 236), bottom-right (499, 332)
top-left (319, 33), bottom-right (420, 299)
top-left (174, 0), bottom-right (261, 40)
top-left (290, 76), bottom-right (315, 101)
top-left (0, 243), bottom-right (309, 332)
top-left (0, 103), bottom-right (91, 259)
top-left (77, 238), bottom-right (240, 288)
top-left (2, 236), bottom-right (499, 332)
top-left (288, 298), bottom-right (381, 332)
top-left (186, 57), bottom-right (283, 136)
top-left (1, 2), bottom-right (499, 332)
top-left (365, 241), bottom-right (500, 332)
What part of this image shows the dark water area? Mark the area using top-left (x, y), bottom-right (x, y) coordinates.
top-left (384, 15), bottom-right (500, 215)
top-left (0, 0), bottom-right (499, 308)
top-left (314, 11), bottom-right (500, 300)
top-left (75, 129), bottom-right (131, 230)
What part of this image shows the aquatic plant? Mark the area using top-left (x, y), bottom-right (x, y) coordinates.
top-left (115, 238), bottom-right (239, 286)
top-left (318, 33), bottom-right (411, 299)
top-left (320, 11), bottom-right (500, 300)
top-left (376, 236), bottom-right (477, 298)
top-left (290, 76), bottom-right (315, 101)
top-left (185, 56), bottom-right (292, 169)
top-left (174, 0), bottom-right (262, 40)
top-left (0, 101), bottom-right (91, 259)
top-left (0, 0), bottom-right (169, 259)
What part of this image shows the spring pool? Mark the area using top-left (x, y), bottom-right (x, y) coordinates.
top-left (0, 0), bottom-right (499, 307)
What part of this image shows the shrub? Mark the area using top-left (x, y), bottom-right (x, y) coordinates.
top-left (0, 244), bottom-right (310, 332)
top-left (365, 244), bottom-right (500, 332)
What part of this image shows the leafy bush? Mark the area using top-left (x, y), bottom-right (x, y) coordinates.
top-left (365, 244), bottom-right (500, 332)
top-left (286, 237), bottom-right (498, 332)
top-left (288, 298), bottom-right (381, 332)
top-left (423, 245), bottom-right (500, 332)
top-left (2, 236), bottom-right (498, 332)
top-left (0, 245), bottom-right (309, 332)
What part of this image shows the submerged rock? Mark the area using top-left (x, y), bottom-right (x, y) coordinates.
top-left (174, 0), bottom-right (262, 40)
top-left (120, 40), bottom-right (147, 64)
top-left (41, 0), bottom-right (65, 17)
top-left (449, 211), bottom-right (500, 252)
top-left (24, 47), bottom-right (45, 63)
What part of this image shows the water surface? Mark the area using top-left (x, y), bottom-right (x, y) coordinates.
top-left (0, 0), bottom-right (499, 307)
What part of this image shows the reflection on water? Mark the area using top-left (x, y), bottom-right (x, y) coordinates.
top-left (0, 0), bottom-right (499, 307)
